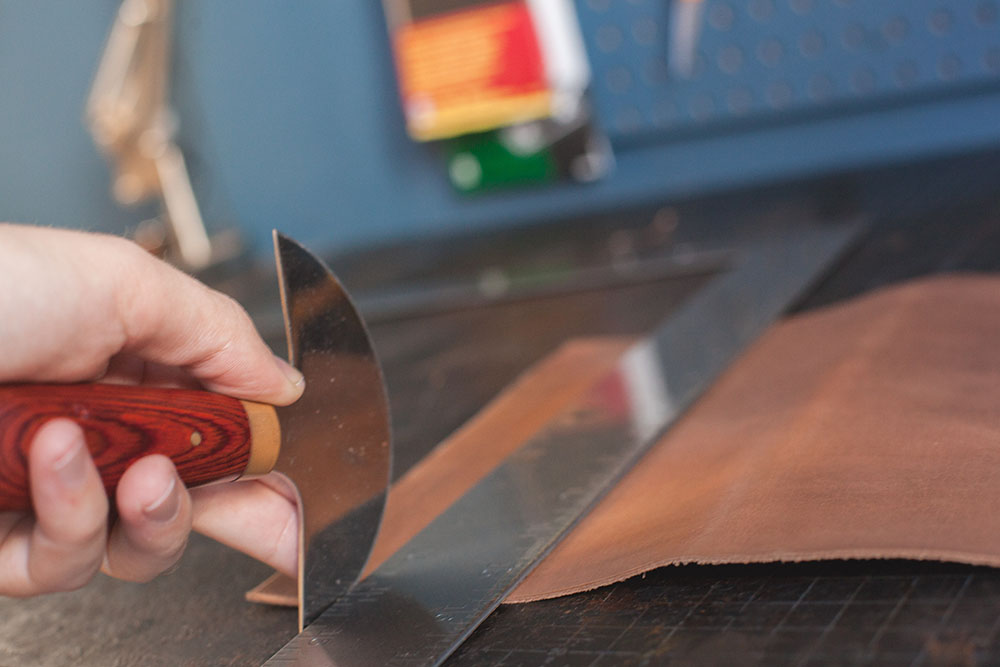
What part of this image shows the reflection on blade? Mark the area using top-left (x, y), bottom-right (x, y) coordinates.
top-left (620, 340), bottom-right (676, 442)
top-left (273, 232), bottom-right (392, 630)
top-left (266, 224), bottom-right (858, 665)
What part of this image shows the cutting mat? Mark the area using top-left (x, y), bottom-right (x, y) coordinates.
top-left (452, 560), bottom-right (1000, 665)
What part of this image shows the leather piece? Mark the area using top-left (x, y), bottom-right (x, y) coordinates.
top-left (368, 274), bottom-right (1000, 604)
top-left (255, 274), bottom-right (1000, 608)
top-left (510, 274), bottom-right (1000, 601)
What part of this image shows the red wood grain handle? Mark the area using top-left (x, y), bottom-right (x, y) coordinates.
top-left (0, 383), bottom-right (258, 512)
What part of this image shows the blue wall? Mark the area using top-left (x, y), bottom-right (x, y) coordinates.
top-left (0, 3), bottom-right (146, 233)
top-left (2, 2), bottom-right (999, 257)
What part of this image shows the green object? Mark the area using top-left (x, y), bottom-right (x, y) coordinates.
top-left (445, 130), bottom-right (557, 194)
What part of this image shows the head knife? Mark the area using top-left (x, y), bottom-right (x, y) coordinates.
top-left (0, 230), bottom-right (392, 630)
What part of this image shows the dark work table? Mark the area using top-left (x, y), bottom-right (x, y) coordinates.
top-left (2, 151), bottom-right (1000, 665)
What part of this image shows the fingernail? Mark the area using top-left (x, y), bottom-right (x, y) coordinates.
top-left (274, 356), bottom-right (305, 391)
top-left (143, 477), bottom-right (180, 523)
top-left (53, 435), bottom-right (88, 489)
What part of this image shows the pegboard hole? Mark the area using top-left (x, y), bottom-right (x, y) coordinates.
top-left (975, 2), bottom-right (998, 25)
top-left (928, 8), bottom-right (955, 35)
top-left (798, 29), bottom-right (825, 58)
top-left (788, 0), bottom-right (813, 16)
top-left (749, 0), bottom-right (776, 22)
top-left (882, 16), bottom-right (910, 44)
top-left (709, 3), bottom-right (735, 31)
top-left (757, 38), bottom-right (785, 67)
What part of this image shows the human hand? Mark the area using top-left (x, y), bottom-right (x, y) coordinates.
top-left (0, 223), bottom-right (302, 597)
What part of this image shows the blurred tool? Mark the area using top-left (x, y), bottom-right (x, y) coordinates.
top-left (526, 0), bottom-right (591, 123)
top-left (384, 0), bottom-right (591, 140)
top-left (446, 101), bottom-right (614, 193)
top-left (385, 0), bottom-right (611, 192)
top-left (385, 0), bottom-right (559, 141)
top-left (669, 0), bottom-right (705, 78)
top-left (86, 0), bottom-right (240, 271)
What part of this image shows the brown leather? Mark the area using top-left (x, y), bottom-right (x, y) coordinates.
top-left (363, 274), bottom-right (1000, 604)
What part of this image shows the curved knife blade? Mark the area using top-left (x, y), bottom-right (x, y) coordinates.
top-left (272, 231), bottom-right (392, 630)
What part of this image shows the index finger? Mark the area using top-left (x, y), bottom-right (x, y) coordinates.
top-left (0, 225), bottom-right (303, 405)
top-left (115, 250), bottom-right (305, 405)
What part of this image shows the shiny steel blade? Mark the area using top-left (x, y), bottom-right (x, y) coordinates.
top-left (266, 223), bottom-right (859, 665)
top-left (272, 231), bottom-right (392, 631)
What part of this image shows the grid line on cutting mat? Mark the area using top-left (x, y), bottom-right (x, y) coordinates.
top-left (449, 562), bottom-right (1000, 665)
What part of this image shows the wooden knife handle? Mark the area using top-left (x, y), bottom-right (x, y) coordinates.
top-left (0, 383), bottom-right (280, 512)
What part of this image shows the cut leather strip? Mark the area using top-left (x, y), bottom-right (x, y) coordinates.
top-left (246, 571), bottom-right (296, 607)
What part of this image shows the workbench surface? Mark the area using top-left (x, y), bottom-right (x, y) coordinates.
top-left (2, 155), bottom-right (1000, 666)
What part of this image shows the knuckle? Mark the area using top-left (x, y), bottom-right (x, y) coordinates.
top-left (126, 500), bottom-right (192, 559)
top-left (56, 563), bottom-right (103, 592)
top-left (112, 537), bottom-right (189, 583)
top-left (140, 527), bottom-right (190, 559)
top-left (48, 503), bottom-right (109, 549)
top-left (218, 293), bottom-right (258, 338)
top-left (156, 537), bottom-right (189, 572)
top-left (62, 520), bottom-right (108, 550)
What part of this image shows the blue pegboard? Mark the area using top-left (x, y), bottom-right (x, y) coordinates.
top-left (577, 0), bottom-right (1000, 143)
top-left (2, 2), bottom-right (1000, 254)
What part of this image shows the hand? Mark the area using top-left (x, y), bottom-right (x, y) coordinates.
top-left (0, 223), bottom-right (302, 597)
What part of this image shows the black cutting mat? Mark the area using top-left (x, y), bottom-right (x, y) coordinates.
top-left (451, 561), bottom-right (1000, 666)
